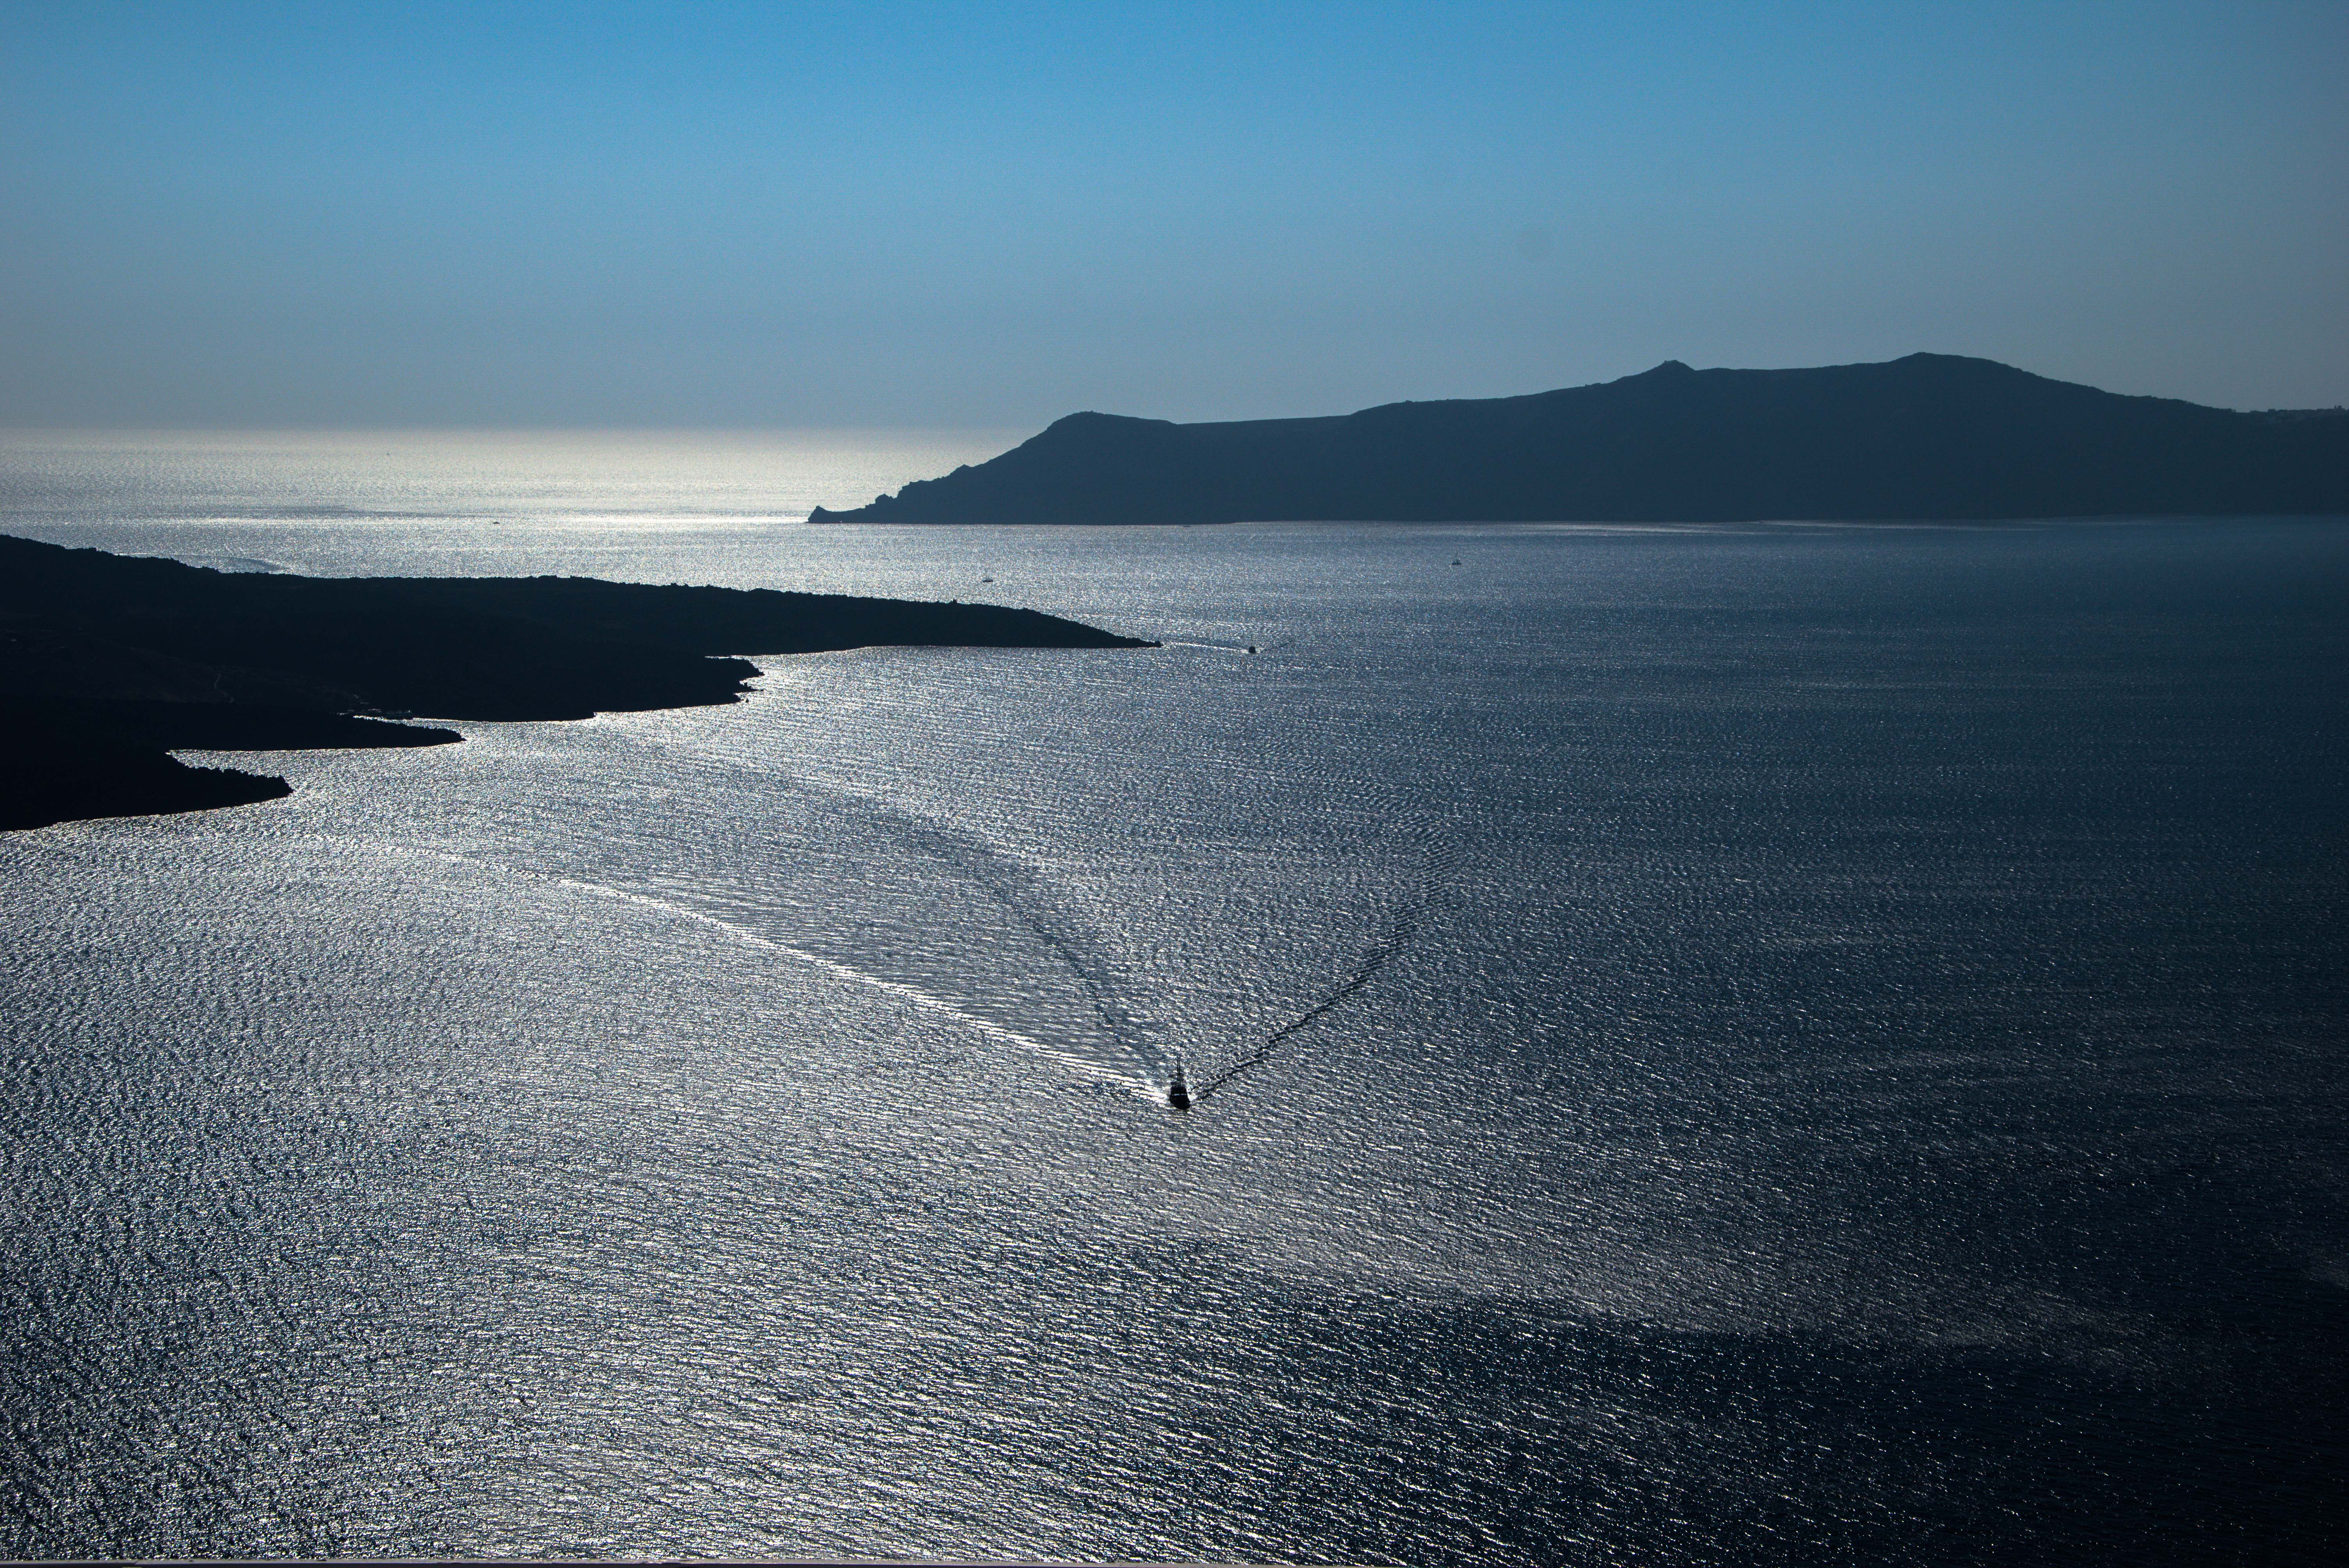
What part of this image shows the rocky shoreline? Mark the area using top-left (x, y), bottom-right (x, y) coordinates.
top-left (2, 534), bottom-right (1154, 830)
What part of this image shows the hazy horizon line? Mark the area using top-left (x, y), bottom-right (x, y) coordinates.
top-left (0, 424), bottom-right (1035, 439)
top-left (7, 351), bottom-right (2348, 442)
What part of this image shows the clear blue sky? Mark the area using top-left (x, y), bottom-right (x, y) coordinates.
top-left (3, 0), bottom-right (2342, 426)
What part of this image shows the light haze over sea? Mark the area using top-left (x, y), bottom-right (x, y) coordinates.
top-left (3, 432), bottom-right (2344, 1562)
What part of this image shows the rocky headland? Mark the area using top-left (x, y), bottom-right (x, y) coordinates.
top-left (1, 534), bottom-right (1154, 830)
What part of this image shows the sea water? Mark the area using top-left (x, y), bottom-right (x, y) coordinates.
top-left (2, 433), bottom-right (2344, 1562)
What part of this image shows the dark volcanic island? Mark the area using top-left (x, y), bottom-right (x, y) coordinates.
top-left (810, 353), bottom-right (2349, 526)
top-left (1, 534), bottom-right (1154, 830)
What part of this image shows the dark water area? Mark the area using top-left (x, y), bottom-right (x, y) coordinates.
top-left (2, 480), bottom-right (2345, 1561)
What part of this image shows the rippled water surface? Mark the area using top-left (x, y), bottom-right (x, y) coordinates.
top-left (4, 435), bottom-right (2345, 1561)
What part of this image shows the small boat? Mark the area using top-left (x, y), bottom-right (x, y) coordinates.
top-left (1166, 1067), bottom-right (1192, 1110)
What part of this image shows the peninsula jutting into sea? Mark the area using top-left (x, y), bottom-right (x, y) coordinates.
top-left (0, 534), bottom-right (1155, 830)
top-left (809, 353), bottom-right (2349, 526)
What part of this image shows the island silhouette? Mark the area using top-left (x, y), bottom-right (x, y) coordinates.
top-left (808, 353), bottom-right (2349, 526)
top-left (1, 535), bottom-right (1154, 830)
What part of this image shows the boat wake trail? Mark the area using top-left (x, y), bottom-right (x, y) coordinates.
top-left (397, 766), bottom-right (1449, 1108)
top-left (1187, 830), bottom-right (1459, 1105)
top-left (815, 790), bottom-right (1172, 1080)
top-left (1191, 907), bottom-right (1418, 1101)
top-left (408, 846), bottom-right (1144, 1089)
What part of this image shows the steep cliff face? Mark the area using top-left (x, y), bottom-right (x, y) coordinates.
top-left (809, 355), bottom-right (2349, 525)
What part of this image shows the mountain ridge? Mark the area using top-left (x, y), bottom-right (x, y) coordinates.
top-left (809, 354), bottom-right (2349, 526)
